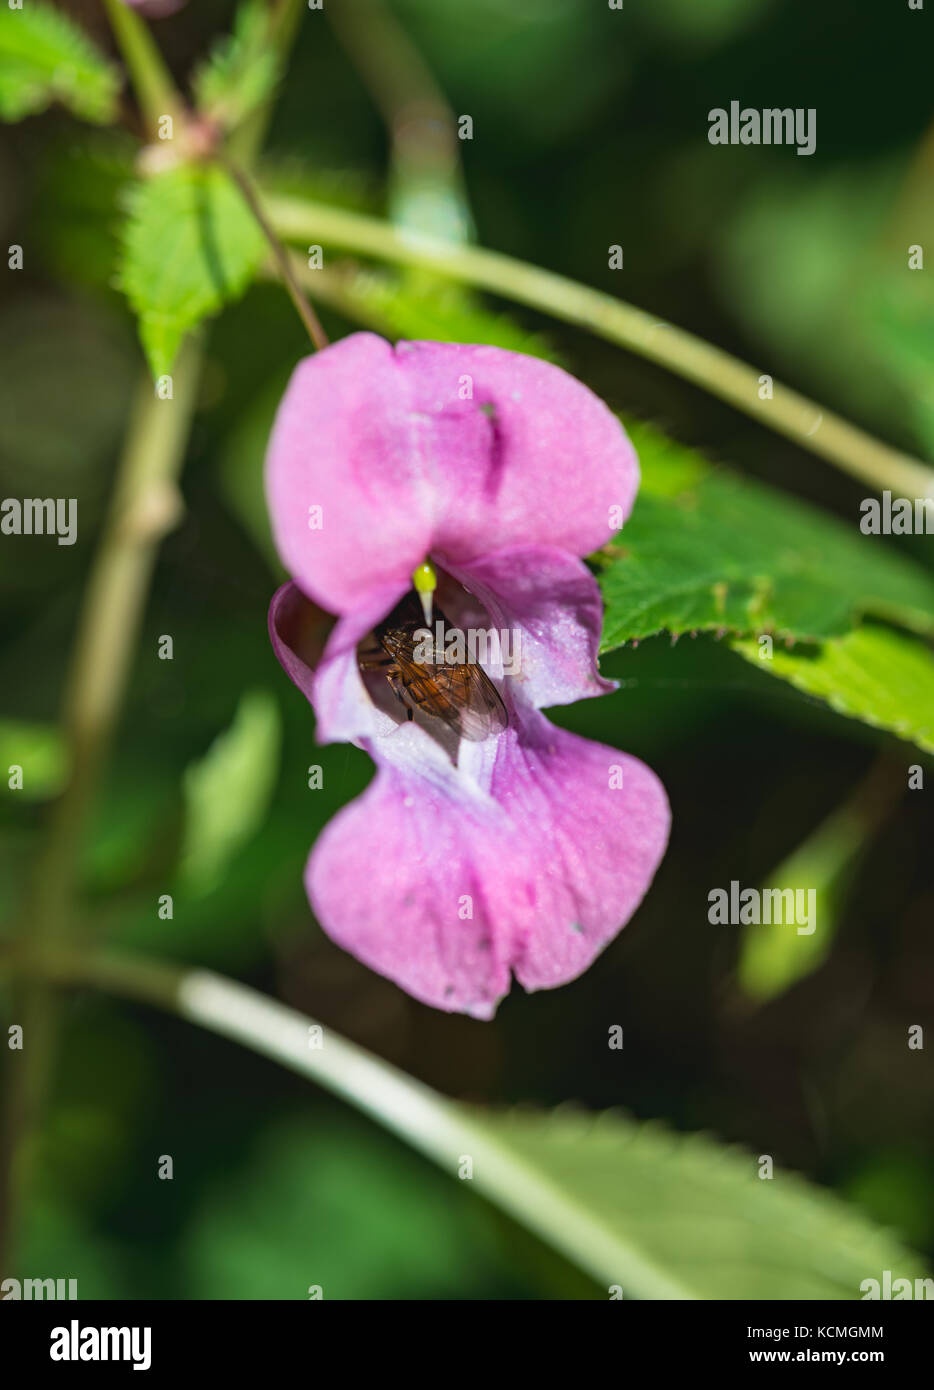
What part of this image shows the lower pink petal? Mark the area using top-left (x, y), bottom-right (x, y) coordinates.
top-left (307, 710), bottom-right (669, 1016)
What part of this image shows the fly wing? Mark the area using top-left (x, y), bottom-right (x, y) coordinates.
top-left (395, 652), bottom-right (508, 742)
top-left (442, 661), bottom-right (509, 742)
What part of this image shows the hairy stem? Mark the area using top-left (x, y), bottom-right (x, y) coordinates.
top-left (222, 156), bottom-right (329, 350)
top-left (263, 192), bottom-right (934, 501)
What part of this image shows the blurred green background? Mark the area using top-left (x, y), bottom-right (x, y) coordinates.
top-left (1, 0), bottom-right (933, 1298)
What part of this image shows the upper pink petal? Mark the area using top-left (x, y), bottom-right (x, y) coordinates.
top-left (265, 333), bottom-right (638, 615)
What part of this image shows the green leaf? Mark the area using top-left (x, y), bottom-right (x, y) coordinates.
top-left (0, 720), bottom-right (67, 801)
top-left (732, 624), bottom-right (934, 755)
top-left (0, 3), bottom-right (121, 125)
top-left (456, 1105), bottom-right (927, 1299)
top-left (192, 0), bottom-right (279, 131)
top-left (179, 690), bottom-right (281, 897)
top-left (624, 417), bottom-right (710, 498)
top-left (598, 422), bottom-right (934, 650)
top-left (118, 164), bottom-right (266, 378)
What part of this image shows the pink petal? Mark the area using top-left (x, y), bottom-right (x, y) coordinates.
top-left (307, 711), bottom-right (669, 1017)
top-left (451, 545), bottom-right (614, 712)
top-left (265, 333), bottom-right (638, 616)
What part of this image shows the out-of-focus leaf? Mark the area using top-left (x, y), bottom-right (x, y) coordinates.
top-left (14, 1195), bottom-right (126, 1299)
top-left (117, 165), bottom-right (266, 379)
top-left (392, 0), bottom-right (624, 145)
top-left (0, 3), bottom-right (121, 125)
top-left (308, 264), bottom-right (561, 361)
top-left (0, 297), bottom-right (134, 496)
top-left (183, 1117), bottom-right (502, 1299)
top-left (461, 1105), bottom-right (928, 1299)
top-left (82, 770), bottom-right (177, 893)
top-left (842, 1152), bottom-right (934, 1251)
top-left (179, 690), bottom-right (281, 897)
top-left (868, 273), bottom-right (934, 463)
top-left (31, 134), bottom-right (136, 292)
top-left (217, 368), bottom-right (290, 573)
top-left (256, 161), bottom-right (377, 215)
top-left (732, 624), bottom-right (934, 755)
top-left (598, 424), bottom-right (934, 650)
top-left (640, 0), bottom-right (774, 46)
top-left (714, 159), bottom-right (934, 459)
top-left (192, 0), bottom-right (279, 131)
top-left (0, 720), bottom-right (66, 801)
top-left (713, 165), bottom-right (900, 418)
top-left (737, 778), bottom-right (892, 1002)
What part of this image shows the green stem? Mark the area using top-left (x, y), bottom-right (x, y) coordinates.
top-left (101, 0), bottom-right (184, 136)
top-left (263, 192), bottom-right (934, 501)
top-left (0, 343), bottom-right (202, 1276)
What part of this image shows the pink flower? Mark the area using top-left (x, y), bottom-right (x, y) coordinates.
top-left (266, 333), bottom-right (669, 1018)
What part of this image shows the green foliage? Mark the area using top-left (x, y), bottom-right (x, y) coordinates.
top-left (640, 0), bottom-right (772, 46)
top-left (183, 1117), bottom-right (503, 1299)
top-left (732, 625), bottom-right (934, 756)
top-left (217, 367), bottom-right (291, 574)
top-left (599, 424), bottom-right (934, 753)
top-left (192, 0), bottom-right (279, 131)
top-left (30, 134), bottom-right (136, 292)
top-left (0, 3), bottom-right (121, 125)
top-left (179, 690), bottom-right (282, 897)
top-left (713, 159), bottom-right (934, 460)
top-left (0, 720), bottom-right (66, 800)
top-left (736, 798), bottom-right (874, 1002)
top-left (257, 160), bottom-right (378, 216)
top-left (868, 272), bottom-right (934, 463)
top-left (15, 1194), bottom-right (125, 1299)
top-left (463, 1106), bottom-right (927, 1299)
top-left (312, 264), bottom-right (561, 360)
top-left (600, 423), bottom-right (934, 649)
top-left (117, 164), bottom-right (266, 378)
top-left (842, 1152), bottom-right (934, 1251)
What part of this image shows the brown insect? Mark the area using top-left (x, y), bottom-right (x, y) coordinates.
top-left (359, 592), bottom-right (508, 742)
